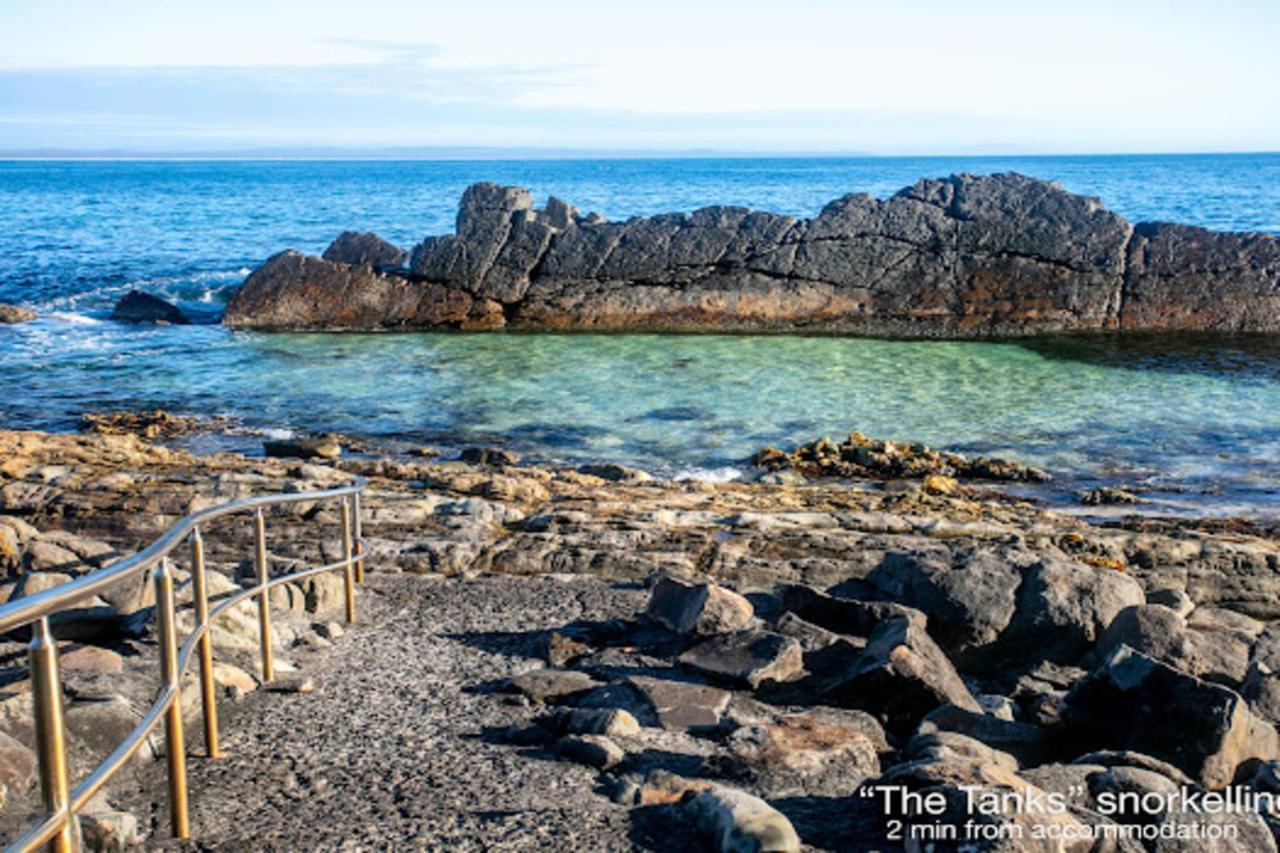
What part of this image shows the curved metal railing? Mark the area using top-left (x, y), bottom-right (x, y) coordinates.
top-left (0, 476), bottom-right (368, 852)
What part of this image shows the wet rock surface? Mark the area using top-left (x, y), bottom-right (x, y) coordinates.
top-left (224, 173), bottom-right (1280, 336)
top-left (753, 431), bottom-right (1051, 484)
top-left (108, 290), bottom-right (188, 325)
top-left (0, 305), bottom-right (35, 325)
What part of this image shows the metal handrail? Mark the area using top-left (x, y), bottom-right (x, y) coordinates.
top-left (0, 476), bottom-right (368, 852)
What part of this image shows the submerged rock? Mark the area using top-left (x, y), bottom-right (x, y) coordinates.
top-left (109, 290), bottom-right (188, 325)
top-left (225, 173), bottom-right (1280, 336)
top-left (1082, 486), bottom-right (1142, 506)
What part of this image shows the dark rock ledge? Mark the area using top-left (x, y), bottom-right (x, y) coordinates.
top-left (222, 173), bottom-right (1280, 336)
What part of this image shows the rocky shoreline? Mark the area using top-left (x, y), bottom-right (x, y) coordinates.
top-left (1, 424), bottom-right (1280, 848)
top-left (220, 173), bottom-right (1280, 337)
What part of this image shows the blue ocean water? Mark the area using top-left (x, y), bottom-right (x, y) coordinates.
top-left (1, 154), bottom-right (1279, 514)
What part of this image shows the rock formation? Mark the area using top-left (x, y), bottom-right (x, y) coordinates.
top-left (224, 174), bottom-right (1280, 336)
top-left (109, 290), bottom-right (188, 325)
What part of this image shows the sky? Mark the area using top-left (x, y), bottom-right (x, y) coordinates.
top-left (1, 0), bottom-right (1277, 156)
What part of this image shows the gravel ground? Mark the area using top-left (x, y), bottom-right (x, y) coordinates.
top-left (116, 574), bottom-right (667, 851)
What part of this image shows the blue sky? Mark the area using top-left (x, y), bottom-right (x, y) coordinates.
top-left (2, 0), bottom-right (1277, 155)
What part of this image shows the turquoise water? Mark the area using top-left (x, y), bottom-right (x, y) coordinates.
top-left (1, 155), bottom-right (1279, 513)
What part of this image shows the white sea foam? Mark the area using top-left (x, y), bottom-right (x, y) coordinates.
top-left (46, 311), bottom-right (101, 325)
top-left (673, 466), bottom-right (744, 483)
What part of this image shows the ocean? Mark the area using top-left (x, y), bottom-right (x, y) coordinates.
top-left (1, 154), bottom-right (1278, 515)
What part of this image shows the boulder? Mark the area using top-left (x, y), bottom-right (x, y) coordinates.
top-left (109, 291), bottom-right (188, 325)
top-left (1001, 558), bottom-right (1145, 664)
top-left (79, 805), bottom-right (144, 852)
top-left (678, 630), bottom-right (803, 690)
top-left (683, 784), bottom-right (801, 853)
top-left (36, 531), bottom-right (116, 567)
top-left (551, 707), bottom-right (640, 738)
top-left (820, 615), bottom-right (980, 738)
top-left (65, 696), bottom-right (155, 764)
top-left (862, 548), bottom-right (1025, 658)
top-left (1092, 604), bottom-right (1188, 667)
top-left (777, 584), bottom-right (923, 636)
top-left (875, 759), bottom-right (1094, 852)
top-left (916, 704), bottom-right (1055, 767)
top-left (263, 435), bottom-right (341, 460)
top-left (905, 730), bottom-right (1019, 773)
top-left (1091, 602), bottom-right (1256, 684)
top-left (1062, 645), bottom-right (1278, 789)
top-left (1071, 749), bottom-right (1193, 786)
top-left (321, 231), bottom-right (405, 268)
top-left (1012, 661), bottom-right (1088, 726)
top-left (1087, 765), bottom-right (1179, 825)
top-left (647, 576), bottom-right (754, 636)
top-left (722, 710), bottom-right (881, 797)
top-left (576, 463), bottom-right (653, 483)
top-left (0, 304), bottom-right (35, 324)
top-left (60, 645), bottom-right (124, 675)
top-left (543, 631), bottom-right (592, 667)
top-left (0, 730), bottom-right (36, 807)
top-left (554, 734), bottom-right (625, 770)
top-left (22, 539), bottom-right (83, 573)
top-left (9, 570), bottom-right (76, 599)
top-left (458, 446), bottom-right (520, 467)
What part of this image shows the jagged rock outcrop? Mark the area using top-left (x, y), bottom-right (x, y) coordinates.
top-left (223, 250), bottom-right (502, 330)
top-left (321, 231), bottom-right (406, 269)
top-left (224, 173), bottom-right (1280, 335)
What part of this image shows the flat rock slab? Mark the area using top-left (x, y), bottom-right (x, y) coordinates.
top-left (627, 675), bottom-right (733, 731)
top-left (678, 630), bottom-right (804, 690)
top-left (509, 668), bottom-right (602, 704)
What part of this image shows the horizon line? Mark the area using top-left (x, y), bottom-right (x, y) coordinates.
top-left (2, 147), bottom-right (1279, 163)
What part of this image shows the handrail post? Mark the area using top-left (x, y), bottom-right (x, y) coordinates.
top-left (30, 616), bottom-right (74, 853)
top-left (190, 527), bottom-right (221, 759)
top-left (254, 509), bottom-right (274, 683)
top-left (352, 491), bottom-right (364, 583)
top-left (340, 498), bottom-right (356, 624)
top-left (155, 558), bottom-right (190, 839)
